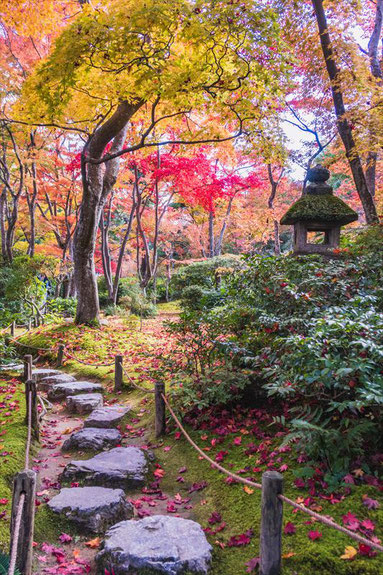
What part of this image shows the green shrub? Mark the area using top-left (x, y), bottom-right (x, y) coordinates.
top-left (121, 296), bottom-right (157, 318)
top-left (165, 227), bottom-right (383, 479)
top-left (47, 297), bottom-right (76, 317)
top-left (98, 276), bottom-right (157, 317)
top-left (170, 255), bottom-right (243, 298)
top-left (0, 255), bottom-right (60, 327)
top-left (181, 285), bottom-right (223, 311)
top-left (103, 304), bottom-right (127, 317)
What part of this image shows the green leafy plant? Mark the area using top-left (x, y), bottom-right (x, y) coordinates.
top-left (0, 552), bottom-right (21, 575)
top-left (165, 227), bottom-right (383, 478)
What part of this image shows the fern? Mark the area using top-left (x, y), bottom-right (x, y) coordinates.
top-left (0, 553), bottom-right (21, 575)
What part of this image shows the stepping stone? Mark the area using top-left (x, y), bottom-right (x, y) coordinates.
top-left (97, 515), bottom-right (212, 575)
top-left (32, 368), bottom-right (61, 382)
top-left (48, 487), bottom-right (133, 533)
top-left (66, 393), bottom-right (103, 414)
top-left (61, 446), bottom-right (150, 488)
top-left (62, 428), bottom-right (121, 451)
top-left (84, 405), bottom-right (130, 429)
top-left (0, 363), bottom-right (23, 372)
top-left (48, 381), bottom-right (103, 400)
top-left (38, 374), bottom-right (76, 392)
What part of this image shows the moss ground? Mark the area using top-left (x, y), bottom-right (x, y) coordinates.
top-left (3, 306), bottom-right (382, 574)
top-left (0, 374), bottom-right (27, 551)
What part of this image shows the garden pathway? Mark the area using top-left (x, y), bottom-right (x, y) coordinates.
top-left (31, 367), bottom-right (211, 575)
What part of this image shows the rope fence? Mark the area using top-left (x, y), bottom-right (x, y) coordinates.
top-left (63, 349), bottom-right (115, 367)
top-left (120, 363), bottom-right (155, 394)
top-left (8, 494), bottom-right (25, 575)
top-left (8, 356), bottom-right (38, 575)
top-left (0, 315), bottom-right (42, 338)
top-left (2, 330), bottom-right (382, 575)
top-left (161, 392), bottom-right (383, 556)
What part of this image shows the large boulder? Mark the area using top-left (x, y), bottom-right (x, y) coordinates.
top-left (62, 428), bottom-right (121, 451)
top-left (38, 374), bottom-right (76, 392)
top-left (97, 515), bottom-right (212, 575)
top-left (48, 487), bottom-right (133, 533)
top-left (48, 381), bottom-right (103, 400)
top-left (61, 446), bottom-right (150, 488)
top-left (84, 405), bottom-right (130, 429)
top-left (66, 393), bottom-right (103, 414)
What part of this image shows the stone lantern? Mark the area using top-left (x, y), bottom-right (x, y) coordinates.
top-left (280, 165), bottom-right (358, 255)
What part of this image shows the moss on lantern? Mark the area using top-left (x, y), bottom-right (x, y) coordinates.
top-left (280, 193), bottom-right (358, 226)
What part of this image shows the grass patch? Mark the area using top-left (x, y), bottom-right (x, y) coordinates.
top-left (0, 374), bottom-right (28, 552)
top-left (155, 423), bottom-right (383, 575)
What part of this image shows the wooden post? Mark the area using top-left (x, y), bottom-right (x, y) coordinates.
top-left (11, 321), bottom-right (16, 336)
top-left (114, 355), bottom-right (123, 392)
top-left (260, 471), bottom-right (283, 575)
top-left (25, 380), bottom-right (39, 440)
top-left (23, 355), bottom-right (33, 383)
top-left (9, 470), bottom-right (37, 575)
top-left (57, 344), bottom-right (65, 368)
top-left (155, 382), bottom-right (166, 437)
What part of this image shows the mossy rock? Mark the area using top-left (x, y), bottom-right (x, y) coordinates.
top-left (280, 194), bottom-right (358, 226)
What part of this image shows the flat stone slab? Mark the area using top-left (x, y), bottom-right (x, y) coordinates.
top-left (38, 374), bottom-right (76, 392)
top-left (0, 363), bottom-right (23, 372)
top-left (48, 487), bottom-right (133, 533)
top-left (62, 428), bottom-right (121, 451)
top-left (61, 446), bottom-right (150, 488)
top-left (48, 381), bottom-right (103, 400)
top-left (32, 368), bottom-right (61, 382)
top-left (84, 406), bottom-right (130, 429)
top-left (97, 515), bottom-right (212, 575)
top-left (66, 393), bottom-right (103, 414)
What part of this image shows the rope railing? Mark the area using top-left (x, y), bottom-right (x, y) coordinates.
top-left (8, 494), bottom-right (25, 575)
top-left (63, 349), bottom-right (115, 367)
top-left (8, 336), bottom-right (54, 352)
top-left (0, 322), bottom-right (13, 335)
top-left (161, 392), bottom-right (383, 554)
top-left (1, 318), bottom-right (36, 337)
top-left (24, 390), bottom-right (32, 470)
top-left (120, 363), bottom-right (155, 394)
top-left (278, 493), bottom-right (383, 551)
top-left (8, 368), bottom-right (37, 575)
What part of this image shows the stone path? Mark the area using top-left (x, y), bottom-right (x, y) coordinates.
top-left (66, 392), bottom-right (104, 413)
top-left (30, 366), bottom-right (212, 575)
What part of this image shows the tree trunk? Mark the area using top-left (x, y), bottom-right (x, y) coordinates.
top-left (27, 201), bottom-right (36, 257)
top-left (5, 204), bottom-right (18, 263)
top-left (311, 0), bottom-right (379, 224)
top-left (0, 188), bottom-right (6, 261)
top-left (26, 132), bottom-right (38, 257)
top-left (267, 164), bottom-right (284, 255)
top-left (73, 178), bottom-right (101, 324)
top-left (365, 0), bottom-right (383, 196)
top-left (74, 100), bottom-right (143, 324)
top-left (365, 151), bottom-right (377, 197)
top-left (208, 211), bottom-right (214, 258)
top-left (214, 197), bottom-right (234, 256)
top-left (112, 199), bottom-right (136, 304)
top-left (273, 220), bottom-right (281, 255)
top-left (100, 195), bottom-right (114, 303)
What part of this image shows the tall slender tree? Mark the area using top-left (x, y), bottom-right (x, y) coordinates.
top-left (311, 0), bottom-right (379, 224)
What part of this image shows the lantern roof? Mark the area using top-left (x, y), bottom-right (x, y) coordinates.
top-left (280, 165), bottom-right (358, 226)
